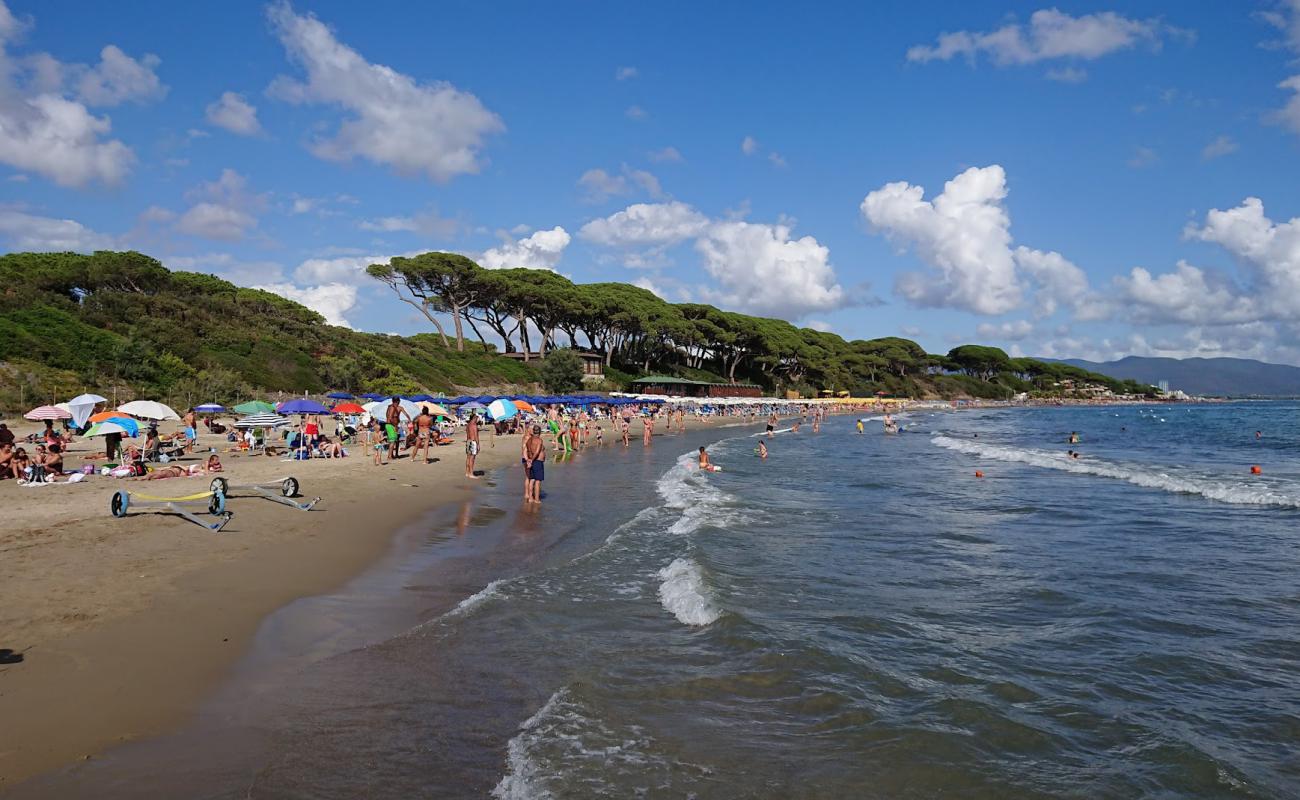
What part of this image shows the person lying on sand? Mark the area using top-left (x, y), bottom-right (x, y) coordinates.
top-left (130, 454), bottom-right (223, 481)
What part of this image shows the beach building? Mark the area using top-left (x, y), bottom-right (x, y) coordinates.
top-left (501, 351), bottom-right (606, 382)
top-left (630, 376), bottom-right (764, 398)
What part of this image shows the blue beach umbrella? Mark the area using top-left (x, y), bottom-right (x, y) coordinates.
top-left (460, 401), bottom-right (488, 412)
top-left (486, 398), bottom-right (518, 420)
top-left (360, 393), bottom-right (387, 401)
top-left (326, 391), bottom-right (354, 400)
top-left (194, 403), bottom-right (225, 413)
top-left (448, 395), bottom-right (474, 405)
top-left (278, 398), bottom-right (331, 415)
top-left (86, 418), bottom-right (140, 438)
top-left (407, 393), bottom-right (434, 402)
top-left (475, 395), bottom-right (496, 404)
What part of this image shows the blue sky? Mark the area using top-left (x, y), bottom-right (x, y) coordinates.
top-left (4, 1), bottom-right (1300, 363)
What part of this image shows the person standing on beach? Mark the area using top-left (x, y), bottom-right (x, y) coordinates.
top-left (524, 424), bottom-right (546, 503)
top-left (413, 406), bottom-right (434, 464)
top-left (620, 416), bottom-right (631, 447)
top-left (183, 408), bottom-right (197, 453)
top-left (385, 397), bottom-right (409, 462)
top-left (520, 425), bottom-right (532, 500)
top-left (642, 414), bottom-right (653, 446)
top-left (465, 411), bottom-right (480, 478)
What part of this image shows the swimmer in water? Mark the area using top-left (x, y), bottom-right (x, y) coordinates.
top-left (757, 440), bottom-right (768, 459)
top-left (1068, 431), bottom-right (1079, 444)
top-left (698, 445), bottom-right (720, 472)
top-left (1256, 430), bottom-right (1263, 440)
top-left (856, 419), bottom-right (864, 434)
top-left (791, 422), bottom-right (801, 433)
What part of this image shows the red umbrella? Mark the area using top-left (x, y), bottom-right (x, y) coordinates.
top-left (331, 402), bottom-right (366, 414)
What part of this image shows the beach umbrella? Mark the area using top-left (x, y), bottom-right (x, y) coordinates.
top-left (85, 418), bottom-right (140, 438)
top-left (486, 399), bottom-right (518, 420)
top-left (363, 399), bottom-right (421, 418)
top-left (331, 402), bottom-right (366, 414)
top-left (278, 398), bottom-right (331, 415)
top-left (233, 400), bottom-right (275, 414)
top-left (326, 391), bottom-right (355, 400)
top-left (422, 403), bottom-right (451, 418)
top-left (408, 393), bottom-right (435, 402)
top-left (24, 405), bottom-right (71, 421)
top-left (514, 400), bottom-right (536, 412)
top-left (360, 393), bottom-right (387, 401)
top-left (474, 395), bottom-right (496, 404)
top-left (194, 403), bottom-right (225, 413)
top-left (460, 401), bottom-right (487, 412)
top-left (65, 393), bottom-right (107, 427)
top-left (234, 413), bottom-right (290, 428)
top-left (117, 400), bottom-right (181, 420)
top-left (89, 410), bottom-right (132, 424)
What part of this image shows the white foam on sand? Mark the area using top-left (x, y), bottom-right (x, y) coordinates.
top-left (657, 557), bottom-right (722, 626)
top-left (932, 435), bottom-right (1300, 508)
top-left (492, 688), bottom-right (569, 800)
top-left (445, 578), bottom-right (510, 618)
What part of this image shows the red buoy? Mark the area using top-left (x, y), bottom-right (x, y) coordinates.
top-left (975, 470), bottom-right (984, 478)
top-left (1250, 465), bottom-right (1262, 475)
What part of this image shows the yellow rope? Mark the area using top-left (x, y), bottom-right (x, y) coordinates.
top-left (129, 490), bottom-right (215, 502)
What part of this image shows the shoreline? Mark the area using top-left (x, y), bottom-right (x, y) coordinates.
top-left (0, 427), bottom-right (524, 788)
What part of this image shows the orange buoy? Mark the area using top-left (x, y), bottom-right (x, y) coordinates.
top-left (974, 470), bottom-right (984, 478)
top-left (1250, 465), bottom-right (1262, 475)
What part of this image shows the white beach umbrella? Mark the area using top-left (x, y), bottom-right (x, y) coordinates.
top-left (117, 400), bottom-right (181, 421)
top-left (363, 399), bottom-right (420, 418)
top-left (64, 393), bottom-right (107, 427)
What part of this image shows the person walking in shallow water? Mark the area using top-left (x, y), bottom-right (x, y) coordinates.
top-left (524, 424), bottom-right (546, 503)
top-left (642, 414), bottom-right (653, 446)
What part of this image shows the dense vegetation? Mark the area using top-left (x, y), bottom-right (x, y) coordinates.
top-left (367, 253), bottom-right (1157, 399)
top-left (0, 250), bottom-right (1154, 411)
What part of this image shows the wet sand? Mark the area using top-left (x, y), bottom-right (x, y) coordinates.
top-left (0, 424), bottom-right (523, 788)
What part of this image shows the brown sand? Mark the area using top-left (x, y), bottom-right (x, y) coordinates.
top-left (0, 420), bottom-right (524, 787)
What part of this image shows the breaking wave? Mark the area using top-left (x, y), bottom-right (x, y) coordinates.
top-left (657, 557), bottom-right (723, 626)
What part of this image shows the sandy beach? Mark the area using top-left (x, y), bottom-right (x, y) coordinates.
top-left (0, 421), bottom-right (525, 787)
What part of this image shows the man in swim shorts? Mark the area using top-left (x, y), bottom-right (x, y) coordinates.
top-left (767, 412), bottom-right (777, 436)
top-left (183, 408), bottom-right (197, 453)
top-left (385, 397), bottom-right (410, 461)
top-left (465, 411), bottom-right (480, 478)
top-left (524, 424), bottom-right (545, 503)
top-left (413, 406), bottom-right (434, 464)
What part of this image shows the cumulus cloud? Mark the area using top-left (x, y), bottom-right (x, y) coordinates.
top-left (862, 165), bottom-right (1101, 319)
top-left (175, 169), bottom-right (267, 241)
top-left (578, 201), bottom-right (709, 247)
top-left (0, 208), bottom-right (115, 251)
top-left (74, 45), bottom-right (166, 106)
top-left (358, 208), bottom-right (459, 238)
top-left (976, 319), bottom-right (1034, 340)
top-left (581, 201), bottom-right (849, 318)
top-left (479, 226), bottom-right (570, 270)
top-left (1201, 134), bottom-right (1239, 160)
top-left (576, 165), bottom-right (665, 203)
top-left (1272, 75), bottom-right (1300, 136)
top-left (254, 281), bottom-right (358, 327)
top-left (0, 2), bottom-right (148, 186)
top-left (206, 91), bottom-right (262, 136)
top-left (907, 8), bottom-right (1180, 66)
top-left (266, 1), bottom-right (502, 182)
top-left (741, 135), bottom-right (759, 155)
top-left (862, 165), bottom-right (1022, 314)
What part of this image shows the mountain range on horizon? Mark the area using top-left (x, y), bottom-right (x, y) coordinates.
top-left (1054, 356), bottom-right (1300, 398)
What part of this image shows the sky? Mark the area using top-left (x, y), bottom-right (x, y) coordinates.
top-left (4, 1), bottom-right (1300, 364)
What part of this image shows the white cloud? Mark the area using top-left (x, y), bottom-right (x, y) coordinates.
top-left (1201, 134), bottom-right (1239, 160)
top-left (1045, 66), bottom-right (1088, 83)
top-left (0, 6), bottom-right (137, 186)
top-left (907, 8), bottom-right (1178, 66)
top-left (0, 208), bottom-right (114, 251)
top-left (206, 91), bottom-right (262, 136)
top-left (615, 66), bottom-right (638, 80)
top-left (167, 253), bottom-right (287, 285)
top-left (74, 45), bottom-right (166, 106)
top-left (175, 169), bottom-right (266, 241)
top-left (292, 252), bottom-right (397, 284)
top-left (741, 135), bottom-right (759, 155)
top-left (578, 201), bottom-right (709, 247)
top-left (862, 165), bottom-right (1021, 314)
top-left (479, 226), bottom-right (570, 270)
top-left (695, 221), bottom-right (846, 317)
top-left (632, 276), bottom-right (666, 299)
top-left (624, 105), bottom-right (647, 120)
top-left (266, 1), bottom-right (503, 182)
top-left (1272, 74), bottom-right (1300, 136)
top-left (254, 281), bottom-right (358, 327)
top-left (577, 165), bottom-right (665, 203)
top-left (767, 152), bottom-right (787, 168)
top-left (807, 319), bottom-right (832, 332)
top-left (976, 319), bottom-right (1034, 340)
top-left (648, 146), bottom-right (682, 163)
top-left (358, 208), bottom-right (459, 237)
top-left (1013, 246), bottom-right (1106, 320)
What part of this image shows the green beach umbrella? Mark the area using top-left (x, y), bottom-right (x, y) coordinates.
top-left (233, 400), bottom-right (276, 414)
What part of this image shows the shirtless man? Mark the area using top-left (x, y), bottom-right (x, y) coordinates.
top-left (413, 406), bottom-right (434, 464)
top-left (767, 412), bottom-right (778, 436)
top-left (385, 397), bottom-right (410, 461)
top-left (698, 445), bottom-right (720, 472)
top-left (642, 415), bottom-right (653, 446)
top-left (183, 408), bottom-right (198, 453)
top-left (524, 424), bottom-right (546, 503)
top-left (520, 425), bottom-right (533, 500)
top-left (465, 412), bottom-right (480, 478)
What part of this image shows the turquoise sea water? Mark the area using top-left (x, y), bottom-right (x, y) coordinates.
top-left (16, 403), bottom-right (1300, 798)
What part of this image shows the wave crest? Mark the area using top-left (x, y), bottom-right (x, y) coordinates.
top-left (657, 557), bottom-right (722, 626)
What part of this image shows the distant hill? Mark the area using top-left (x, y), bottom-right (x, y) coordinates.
top-left (1057, 356), bottom-right (1300, 397)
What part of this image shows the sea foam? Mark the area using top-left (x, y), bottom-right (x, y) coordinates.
top-left (657, 557), bottom-right (722, 626)
top-left (932, 435), bottom-right (1300, 508)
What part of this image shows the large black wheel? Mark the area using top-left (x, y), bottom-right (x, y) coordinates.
top-left (282, 477), bottom-right (299, 497)
top-left (210, 476), bottom-right (229, 496)
top-left (208, 492), bottom-right (226, 515)
top-left (110, 490), bottom-right (129, 518)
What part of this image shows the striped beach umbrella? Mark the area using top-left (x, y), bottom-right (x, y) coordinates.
top-left (24, 405), bottom-right (72, 421)
top-left (234, 413), bottom-right (290, 428)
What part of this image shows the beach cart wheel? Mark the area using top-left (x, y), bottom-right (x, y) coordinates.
top-left (208, 492), bottom-right (226, 516)
top-left (110, 490), bottom-right (129, 518)
top-left (282, 477), bottom-right (299, 497)
top-left (210, 476), bottom-right (229, 496)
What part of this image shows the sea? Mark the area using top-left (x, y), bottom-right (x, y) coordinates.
top-left (14, 402), bottom-right (1300, 799)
